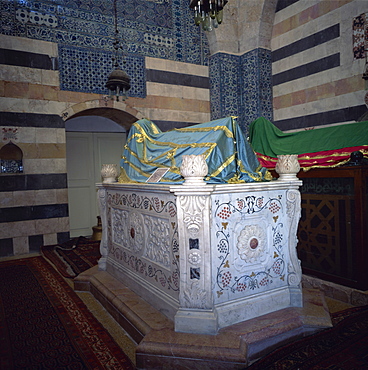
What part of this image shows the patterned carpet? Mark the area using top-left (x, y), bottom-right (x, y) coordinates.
top-left (41, 236), bottom-right (101, 278)
top-left (247, 304), bottom-right (368, 369)
top-left (0, 256), bottom-right (134, 369)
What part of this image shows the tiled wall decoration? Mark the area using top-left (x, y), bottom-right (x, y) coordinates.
top-left (1, 0), bottom-right (209, 97)
top-left (58, 46), bottom-right (146, 97)
top-left (210, 49), bottom-right (273, 134)
top-left (210, 53), bottom-right (239, 122)
top-left (241, 48), bottom-right (273, 130)
top-left (16, 8), bottom-right (58, 28)
top-left (353, 12), bottom-right (367, 59)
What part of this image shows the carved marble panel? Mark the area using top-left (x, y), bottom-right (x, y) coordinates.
top-left (212, 190), bottom-right (292, 304)
top-left (105, 187), bottom-right (180, 298)
top-left (143, 215), bottom-right (171, 268)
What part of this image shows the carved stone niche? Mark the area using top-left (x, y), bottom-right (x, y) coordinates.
top-left (0, 141), bottom-right (23, 173)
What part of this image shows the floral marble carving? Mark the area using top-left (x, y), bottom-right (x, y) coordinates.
top-left (183, 281), bottom-right (208, 309)
top-left (180, 154), bottom-right (208, 186)
top-left (112, 208), bottom-right (129, 248)
top-left (144, 215), bottom-right (171, 268)
top-left (101, 164), bottom-right (118, 183)
top-left (178, 195), bottom-right (207, 236)
top-left (104, 188), bottom-right (180, 297)
top-left (188, 251), bottom-right (201, 265)
top-left (276, 155), bottom-right (300, 180)
top-left (286, 189), bottom-right (302, 287)
top-left (128, 212), bottom-right (145, 253)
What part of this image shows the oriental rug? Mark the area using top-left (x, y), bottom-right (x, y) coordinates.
top-left (0, 256), bottom-right (134, 369)
top-left (247, 304), bottom-right (368, 369)
top-left (42, 236), bottom-right (101, 278)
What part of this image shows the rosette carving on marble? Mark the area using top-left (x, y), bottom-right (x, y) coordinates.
top-left (188, 251), bottom-right (201, 265)
top-left (178, 195), bottom-right (207, 236)
top-left (286, 189), bottom-right (302, 286)
top-left (128, 211), bottom-right (145, 253)
top-left (182, 281), bottom-right (208, 309)
top-left (180, 154), bottom-right (208, 185)
top-left (236, 225), bottom-right (266, 264)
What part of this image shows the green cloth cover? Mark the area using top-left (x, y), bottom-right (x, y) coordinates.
top-left (249, 117), bottom-right (368, 158)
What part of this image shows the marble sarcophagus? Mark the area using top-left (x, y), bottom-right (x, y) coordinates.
top-left (97, 155), bottom-right (303, 335)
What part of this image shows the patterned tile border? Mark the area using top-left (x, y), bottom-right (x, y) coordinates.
top-left (210, 48), bottom-right (273, 134)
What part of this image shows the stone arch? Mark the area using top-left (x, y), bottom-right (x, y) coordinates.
top-left (62, 99), bottom-right (144, 237)
top-left (60, 99), bottom-right (145, 130)
top-left (0, 141), bottom-right (24, 173)
top-left (206, 0), bottom-right (277, 55)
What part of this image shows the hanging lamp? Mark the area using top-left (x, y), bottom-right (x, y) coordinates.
top-left (189, 0), bottom-right (228, 31)
top-left (105, 0), bottom-right (130, 101)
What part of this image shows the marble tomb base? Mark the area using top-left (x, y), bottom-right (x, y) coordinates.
top-left (74, 267), bottom-right (332, 369)
top-left (74, 155), bottom-right (333, 368)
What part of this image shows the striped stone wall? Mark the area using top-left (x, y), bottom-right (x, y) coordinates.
top-left (0, 35), bottom-right (211, 257)
top-left (132, 57), bottom-right (210, 131)
top-left (0, 36), bottom-right (70, 256)
top-left (272, 0), bottom-right (367, 131)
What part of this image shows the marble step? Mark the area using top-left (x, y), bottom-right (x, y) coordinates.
top-left (74, 267), bottom-right (332, 369)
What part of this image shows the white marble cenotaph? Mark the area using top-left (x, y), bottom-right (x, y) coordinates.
top-left (97, 155), bottom-right (302, 335)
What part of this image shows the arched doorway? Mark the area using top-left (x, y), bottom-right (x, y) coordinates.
top-left (64, 105), bottom-right (139, 237)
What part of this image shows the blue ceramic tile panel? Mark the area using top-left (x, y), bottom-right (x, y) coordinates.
top-left (258, 48), bottom-right (273, 123)
top-left (241, 48), bottom-right (273, 132)
top-left (210, 49), bottom-right (273, 134)
top-left (1, 1), bottom-right (18, 36)
top-left (241, 50), bottom-right (260, 131)
top-left (210, 53), bottom-right (240, 121)
top-left (58, 45), bottom-right (146, 96)
top-left (209, 53), bottom-right (221, 119)
top-left (2, 1), bottom-right (209, 98)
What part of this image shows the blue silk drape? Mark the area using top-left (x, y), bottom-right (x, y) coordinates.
top-left (119, 116), bottom-right (271, 184)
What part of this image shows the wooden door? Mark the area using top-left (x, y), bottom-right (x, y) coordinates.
top-left (66, 132), bottom-right (125, 237)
